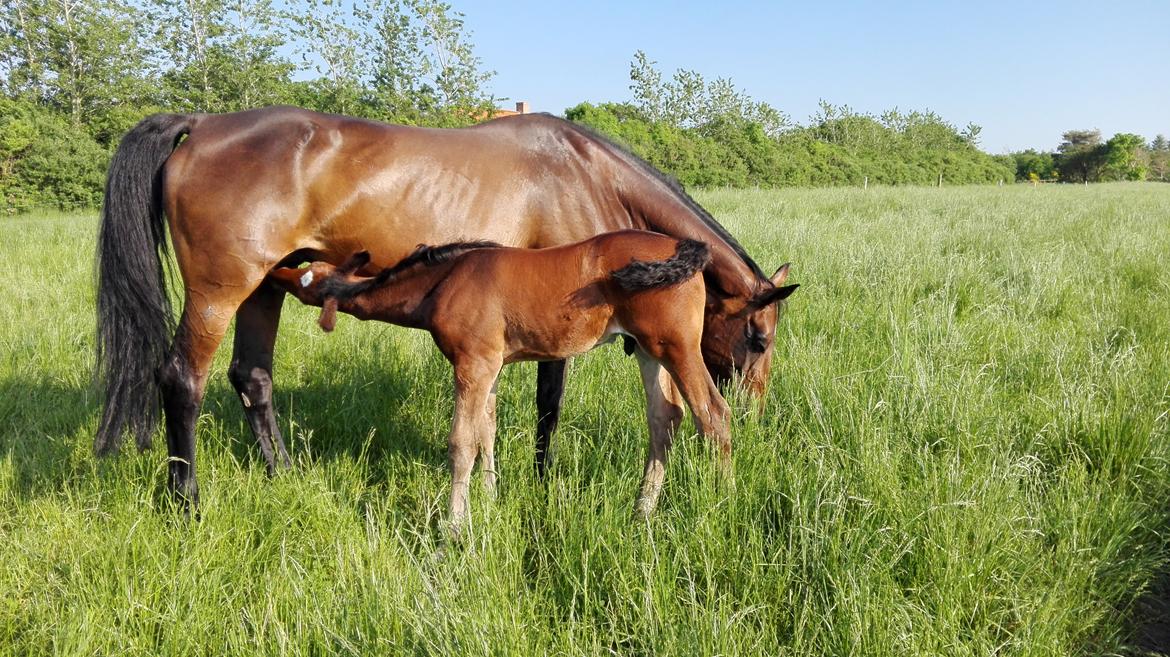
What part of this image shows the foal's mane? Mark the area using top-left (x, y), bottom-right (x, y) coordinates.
top-left (321, 240), bottom-right (501, 301)
top-left (558, 118), bottom-right (769, 282)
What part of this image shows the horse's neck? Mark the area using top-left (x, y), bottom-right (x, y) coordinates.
top-left (345, 264), bottom-right (451, 329)
top-left (615, 167), bottom-right (762, 299)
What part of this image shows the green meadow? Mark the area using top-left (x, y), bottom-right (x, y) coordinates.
top-left (2, 183), bottom-right (1169, 656)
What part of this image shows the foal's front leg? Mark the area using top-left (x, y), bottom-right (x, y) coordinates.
top-left (662, 345), bottom-right (733, 474)
top-left (634, 351), bottom-right (685, 519)
top-left (446, 356), bottom-right (502, 537)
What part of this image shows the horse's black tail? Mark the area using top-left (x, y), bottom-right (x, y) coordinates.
top-left (610, 239), bottom-right (711, 292)
top-left (94, 113), bottom-right (193, 455)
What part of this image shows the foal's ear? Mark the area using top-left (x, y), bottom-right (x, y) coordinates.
top-left (339, 251), bottom-right (371, 274)
top-left (267, 267), bottom-right (302, 289)
top-left (751, 283), bottom-right (799, 308)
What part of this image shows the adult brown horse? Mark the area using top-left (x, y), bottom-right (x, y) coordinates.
top-left (95, 106), bottom-right (792, 511)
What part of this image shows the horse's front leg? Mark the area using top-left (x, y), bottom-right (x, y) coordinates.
top-left (227, 280), bottom-right (291, 475)
top-left (446, 354), bottom-right (503, 538)
top-left (534, 359), bottom-right (568, 477)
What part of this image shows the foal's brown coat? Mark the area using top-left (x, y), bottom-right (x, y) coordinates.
top-left (270, 231), bottom-right (785, 526)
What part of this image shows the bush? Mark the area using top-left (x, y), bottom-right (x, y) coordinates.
top-left (1, 98), bottom-right (109, 213)
top-left (567, 102), bottom-right (1015, 190)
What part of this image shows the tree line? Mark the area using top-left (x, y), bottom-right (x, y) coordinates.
top-left (1009, 131), bottom-right (1169, 183)
top-left (1, 0), bottom-right (498, 211)
top-left (0, 2), bottom-right (1161, 213)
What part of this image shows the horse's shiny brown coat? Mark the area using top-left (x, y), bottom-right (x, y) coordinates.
top-left (98, 106), bottom-right (793, 509)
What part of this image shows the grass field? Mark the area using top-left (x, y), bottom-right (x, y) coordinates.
top-left (2, 183), bottom-right (1169, 656)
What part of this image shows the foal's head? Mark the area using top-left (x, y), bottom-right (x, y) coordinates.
top-left (702, 263), bottom-right (800, 398)
top-left (268, 251), bottom-right (372, 330)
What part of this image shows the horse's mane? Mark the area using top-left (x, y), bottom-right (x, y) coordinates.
top-left (320, 240), bottom-right (501, 301)
top-left (558, 118), bottom-right (769, 282)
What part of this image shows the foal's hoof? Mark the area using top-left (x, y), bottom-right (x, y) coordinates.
top-left (429, 543), bottom-right (451, 565)
top-left (632, 499), bottom-right (657, 522)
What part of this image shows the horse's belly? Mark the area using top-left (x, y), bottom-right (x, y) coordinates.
top-left (503, 313), bottom-right (613, 363)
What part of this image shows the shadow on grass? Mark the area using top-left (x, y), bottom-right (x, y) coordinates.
top-left (204, 352), bottom-right (452, 483)
top-left (0, 378), bottom-right (95, 501)
top-left (0, 350), bottom-right (475, 506)
top-left (1131, 557), bottom-right (1170, 656)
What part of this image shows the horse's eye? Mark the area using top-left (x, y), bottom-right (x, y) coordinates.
top-left (744, 326), bottom-right (768, 353)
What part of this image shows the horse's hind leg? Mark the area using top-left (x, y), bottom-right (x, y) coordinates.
top-left (159, 294), bottom-right (242, 515)
top-left (228, 280), bottom-right (291, 475)
top-left (633, 351), bottom-right (685, 519)
top-left (534, 359), bottom-right (568, 478)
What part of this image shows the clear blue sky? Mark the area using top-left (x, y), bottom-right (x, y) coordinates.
top-left (453, 0), bottom-right (1169, 153)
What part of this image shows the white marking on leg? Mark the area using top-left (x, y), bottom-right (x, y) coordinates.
top-left (300, 271), bottom-right (314, 287)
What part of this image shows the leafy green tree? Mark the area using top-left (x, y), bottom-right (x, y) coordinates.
top-left (1010, 150), bottom-right (1056, 181)
top-left (1056, 130), bottom-right (1105, 183)
top-left (627, 52), bottom-right (789, 137)
top-left (1100, 133), bottom-right (1148, 181)
top-left (0, 0), bottom-right (153, 139)
top-left (286, 0), bottom-right (369, 116)
top-left (363, 0), bottom-right (496, 125)
top-left (150, 0), bottom-right (294, 113)
top-left (0, 96), bottom-right (106, 212)
top-left (629, 50), bottom-right (664, 122)
top-left (566, 101), bottom-right (1013, 190)
top-left (1149, 135), bottom-right (1169, 182)
top-left (217, 0), bottom-right (295, 109)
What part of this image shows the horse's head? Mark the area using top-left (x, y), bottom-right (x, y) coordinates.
top-left (267, 252), bottom-right (372, 331)
top-left (701, 263), bottom-right (799, 399)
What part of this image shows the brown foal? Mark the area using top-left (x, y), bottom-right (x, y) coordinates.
top-left (268, 230), bottom-right (798, 529)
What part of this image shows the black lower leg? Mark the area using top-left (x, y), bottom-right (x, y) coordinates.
top-left (228, 363), bottom-right (288, 474)
top-left (229, 282), bottom-right (290, 475)
top-left (535, 359), bottom-right (568, 478)
top-left (159, 350), bottom-right (201, 516)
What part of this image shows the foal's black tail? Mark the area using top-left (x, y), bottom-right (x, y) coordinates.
top-left (94, 113), bottom-right (194, 455)
top-left (610, 239), bottom-right (711, 292)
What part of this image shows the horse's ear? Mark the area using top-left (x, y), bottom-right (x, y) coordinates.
top-left (340, 251), bottom-right (371, 274)
top-left (751, 283), bottom-right (799, 308)
top-left (318, 298), bottom-right (339, 332)
top-left (770, 263), bottom-right (791, 287)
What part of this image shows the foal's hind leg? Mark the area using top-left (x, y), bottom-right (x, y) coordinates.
top-left (227, 280), bottom-right (291, 475)
top-left (634, 351), bottom-right (686, 519)
top-left (480, 375), bottom-right (500, 497)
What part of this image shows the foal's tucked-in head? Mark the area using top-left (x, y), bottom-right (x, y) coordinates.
top-left (267, 251), bottom-right (371, 330)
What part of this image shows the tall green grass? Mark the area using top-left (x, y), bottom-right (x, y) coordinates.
top-left (2, 183), bottom-right (1169, 655)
